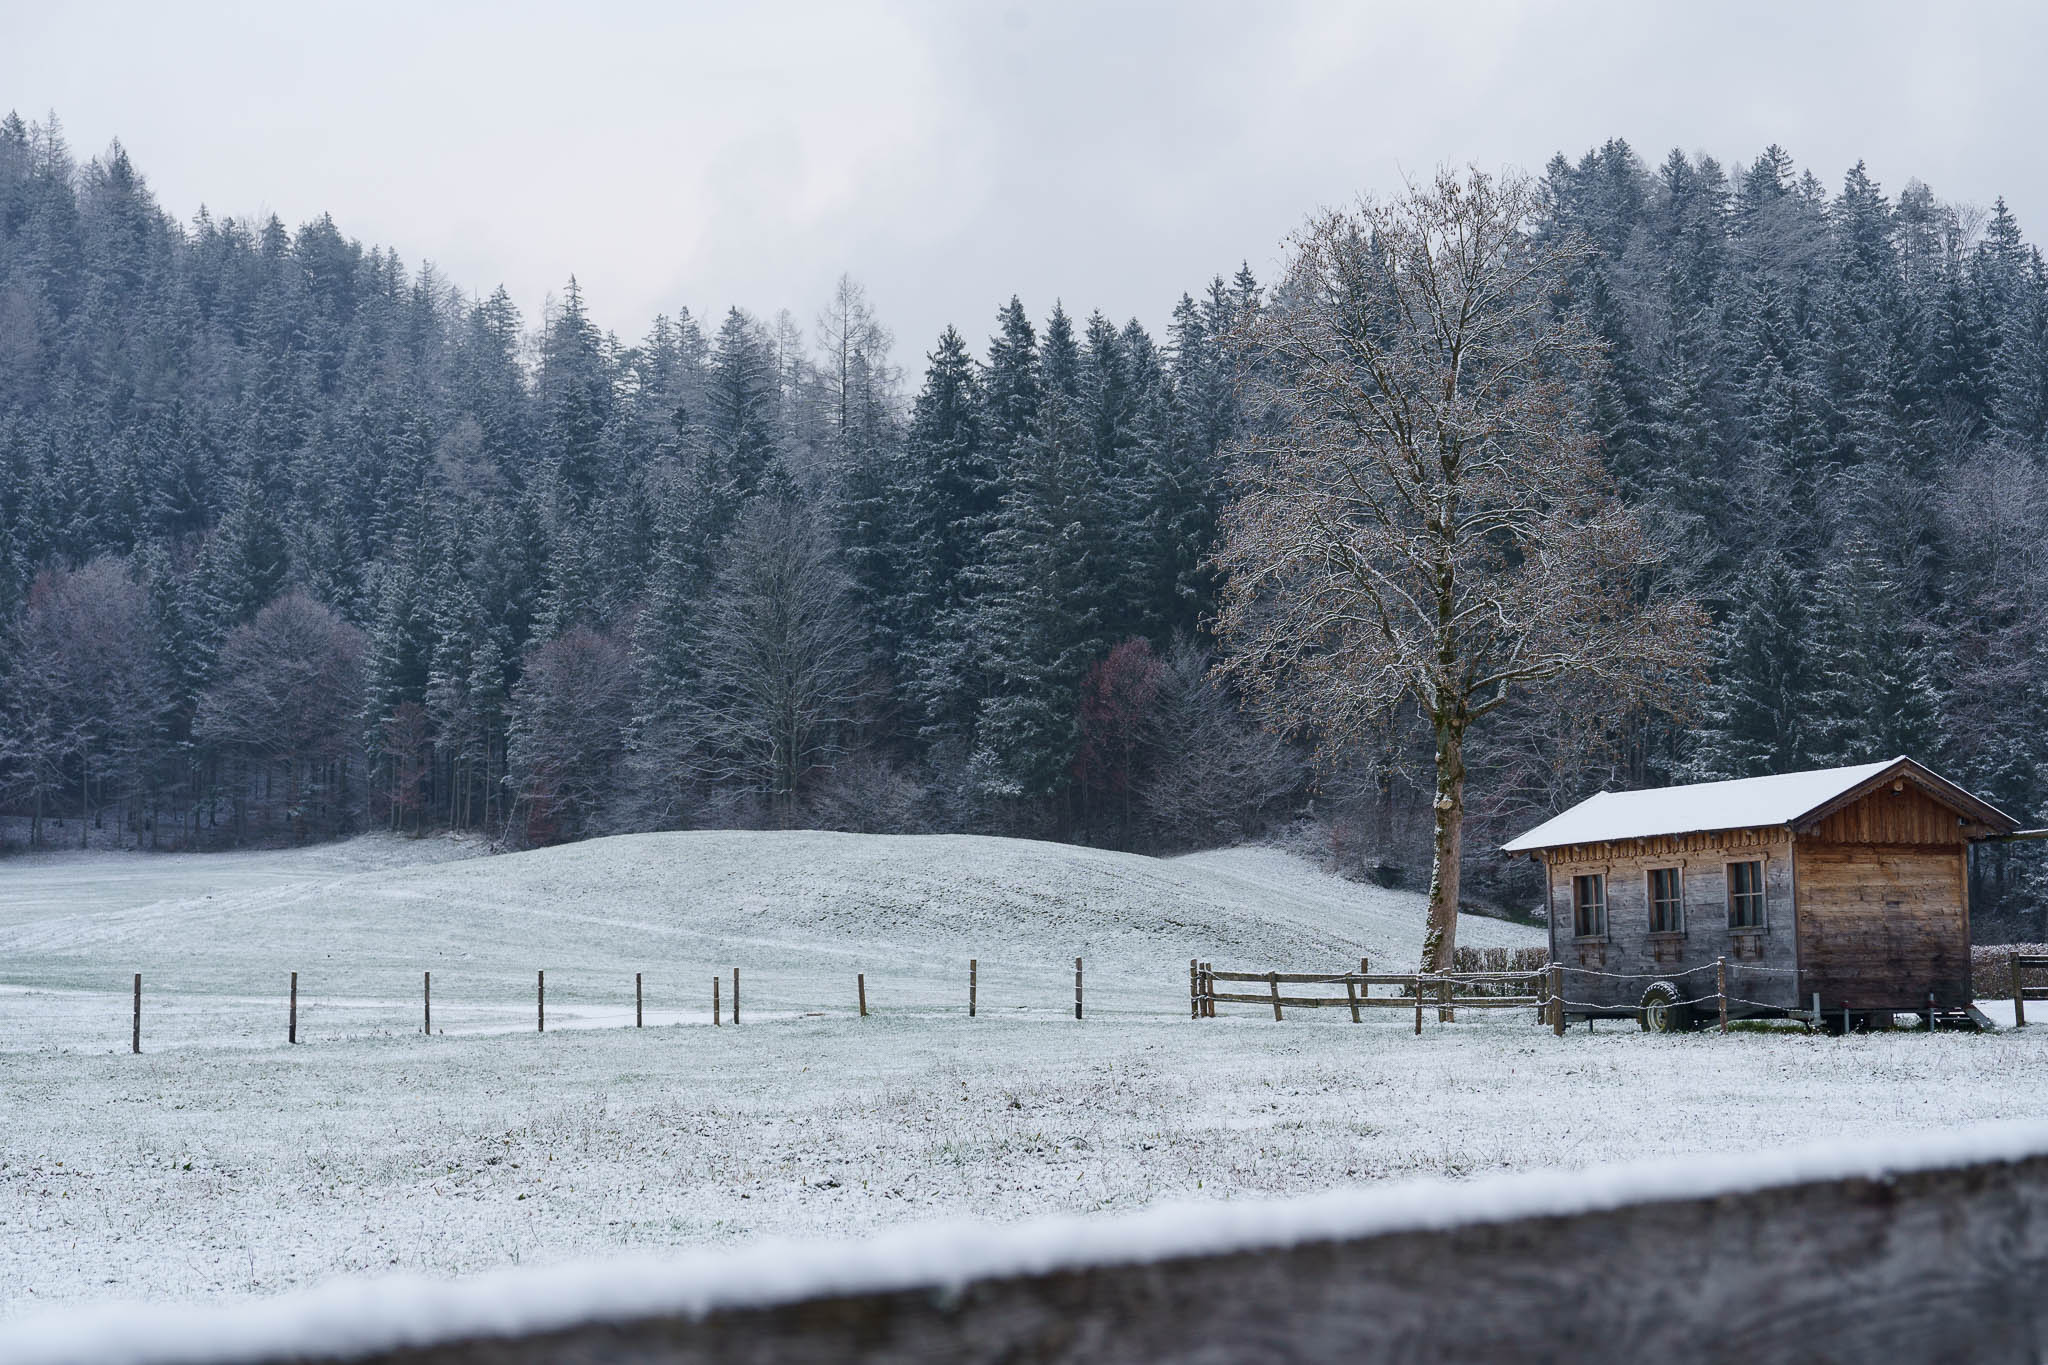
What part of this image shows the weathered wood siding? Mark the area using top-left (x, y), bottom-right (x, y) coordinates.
top-left (1794, 840), bottom-right (1970, 1009)
top-left (1545, 831), bottom-right (1799, 1014)
top-left (1806, 783), bottom-right (1969, 846)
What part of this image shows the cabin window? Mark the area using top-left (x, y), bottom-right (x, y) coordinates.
top-left (1572, 874), bottom-right (1607, 938)
top-left (1648, 867), bottom-right (1683, 933)
top-left (1727, 860), bottom-right (1766, 928)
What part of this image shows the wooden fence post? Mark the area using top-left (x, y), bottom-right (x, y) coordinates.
top-left (1413, 977), bottom-right (1423, 1035)
top-left (289, 971), bottom-right (298, 1045)
top-left (970, 959), bottom-right (978, 1017)
top-left (537, 970), bottom-right (544, 1033)
top-left (713, 974), bottom-right (721, 1026)
top-left (1189, 958), bottom-right (1199, 1020)
top-left (1345, 975), bottom-right (1361, 1024)
top-left (1439, 976), bottom-right (1452, 1025)
top-left (1717, 957), bottom-right (1729, 1033)
top-left (1550, 964), bottom-right (1565, 1037)
top-left (132, 972), bottom-right (141, 1054)
top-left (1268, 971), bottom-right (1283, 1022)
top-left (423, 970), bottom-right (431, 1036)
top-left (1200, 962), bottom-right (1213, 1017)
top-left (2012, 953), bottom-right (2026, 1028)
top-left (857, 973), bottom-right (867, 1017)
top-left (733, 968), bottom-right (740, 1025)
top-left (1074, 958), bottom-right (1083, 1020)
top-left (636, 972), bottom-right (643, 1028)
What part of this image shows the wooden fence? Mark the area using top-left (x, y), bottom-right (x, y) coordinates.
top-left (2014, 952), bottom-right (2048, 1028)
top-left (1190, 960), bottom-right (1546, 1031)
top-left (26, 1128), bottom-right (2048, 1365)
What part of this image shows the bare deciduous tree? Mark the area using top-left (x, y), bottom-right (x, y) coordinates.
top-left (193, 592), bottom-right (365, 843)
top-left (1, 559), bottom-right (165, 848)
top-left (505, 625), bottom-right (633, 845)
top-left (1215, 168), bottom-right (1706, 971)
top-left (679, 497), bottom-right (867, 825)
top-left (1137, 636), bottom-right (1305, 852)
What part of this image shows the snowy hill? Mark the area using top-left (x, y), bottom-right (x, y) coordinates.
top-left (0, 831), bottom-right (1539, 1048)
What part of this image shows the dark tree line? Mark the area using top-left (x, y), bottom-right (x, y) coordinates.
top-left (0, 114), bottom-right (1293, 855)
top-left (3, 115), bottom-right (2047, 932)
top-left (1477, 139), bottom-right (2048, 929)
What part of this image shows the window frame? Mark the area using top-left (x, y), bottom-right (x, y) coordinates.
top-left (1571, 872), bottom-right (1608, 940)
top-left (1646, 865), bottom-right (1685, 936)
top-left (1725, 858), bottom-right (1768, 931)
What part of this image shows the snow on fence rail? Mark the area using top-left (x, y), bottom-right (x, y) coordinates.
top-left (1190, 958), bottom-right (1546, 1031)
top-left (13, 1120), bottom-right (2048, 1365)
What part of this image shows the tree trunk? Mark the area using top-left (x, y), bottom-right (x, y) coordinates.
top-left (1419, 714), bottom-right (1466, 978)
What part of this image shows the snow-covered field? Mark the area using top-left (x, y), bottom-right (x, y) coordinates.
top-left (3, 831), bottom-right (2045, 1321)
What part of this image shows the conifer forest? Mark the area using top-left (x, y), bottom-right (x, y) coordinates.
top-left (3, 119), bottom-right (2045, 930)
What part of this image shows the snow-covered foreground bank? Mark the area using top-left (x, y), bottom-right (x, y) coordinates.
top-left (3, 833), bottom-right (2044, 1321)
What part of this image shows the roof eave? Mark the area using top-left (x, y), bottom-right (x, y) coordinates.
top-left (1503, 821), bottom-right (1794, 858)
top-left (1787, 757), bottom-right (2022, 838)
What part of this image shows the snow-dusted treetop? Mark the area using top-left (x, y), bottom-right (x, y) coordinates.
top-left (1502, 756), bottom-right (2019, 853)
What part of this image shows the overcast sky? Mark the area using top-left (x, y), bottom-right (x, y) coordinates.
top-left (4, 1), bottom-right (2042, 370)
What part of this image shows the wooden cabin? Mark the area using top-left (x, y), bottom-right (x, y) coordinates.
top-left (1501, 757), bottom-right (2020, 1029)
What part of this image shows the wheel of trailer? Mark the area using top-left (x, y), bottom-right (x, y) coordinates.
top-left (1639, 981), bottom-right (1692, 1033)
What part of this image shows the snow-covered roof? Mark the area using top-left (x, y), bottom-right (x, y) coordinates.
top-left (1501, 757), bottom-right (2009, 853)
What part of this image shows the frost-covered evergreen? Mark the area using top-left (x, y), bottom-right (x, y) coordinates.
top-left (5, 114), bottom-right (2048, 921)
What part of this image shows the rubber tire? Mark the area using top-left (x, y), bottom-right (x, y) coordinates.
top-left (1639, 981), bottom-right (1693, 1033)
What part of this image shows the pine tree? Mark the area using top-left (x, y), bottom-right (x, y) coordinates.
top-left (1689, 556), bottom-right (1816, 779)
top-left (966, 306), bottom-right (1103, 807)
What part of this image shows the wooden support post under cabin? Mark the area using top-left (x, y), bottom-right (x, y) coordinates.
top-left (1345, 975), bottom-right (1361, 1023)
top-left (970, 959), bottom-right (978, 1017)
top-left (2015, 954), bottom-right (2027, 1028)
top-left (537, 970), bottom-right (545, 1033)
top-left (733, 968), bottom-right (740, 1025)
top-left (289, 971), bottom-right (298, 1045)
top-left (636, 972), bottom-right (643, 1028)
top-left (1269, 971), bottom-right (1283, 1022)
top-left (713, 974), bottom-right (720, 1026)
top-left (1717, 957), bottom-right (1728, 1034)
top-left (857, 973), bottom-right (867, 1017)
top-left (423, 971), bottom-right (431, 1036)
top-left (132, 972), bottom-right (141, 1055)
top-left (1074, 958), bottom-right (1083, 1020)
top-left (1551, 964), bottom-right (1565, 1037)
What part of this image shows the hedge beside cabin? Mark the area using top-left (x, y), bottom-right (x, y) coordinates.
top-left (1503, 757), bottom-right (2019, 1025)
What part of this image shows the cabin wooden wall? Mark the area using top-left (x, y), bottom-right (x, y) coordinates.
top-left (1806, 784), bottom-right (1968, 847)
top-left (1793, 786), bottom-right (1972, 1011)
top-left (1793, 842), bottom-right (1969, 1009)
top-left (1545, 835), bottom-right (1799, 1013)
